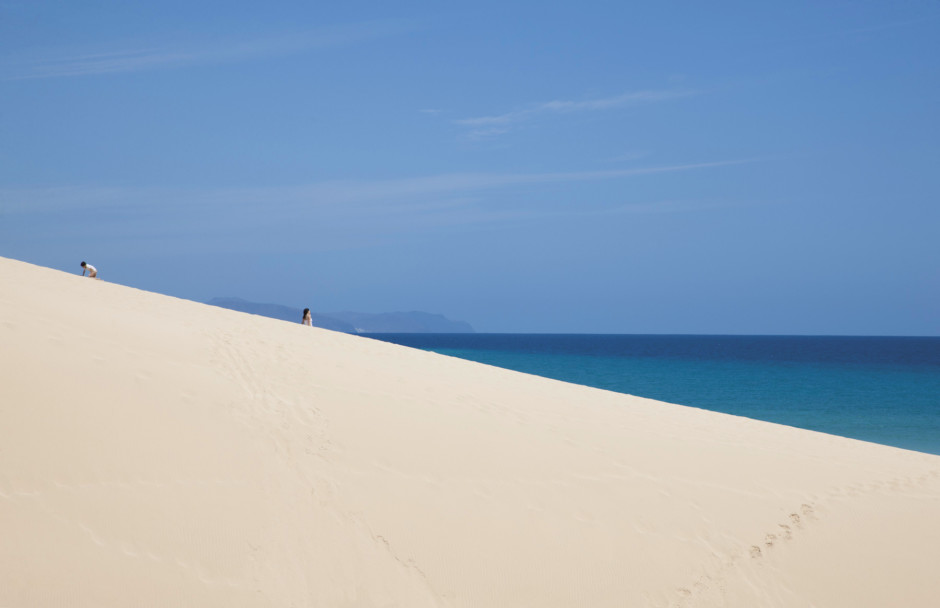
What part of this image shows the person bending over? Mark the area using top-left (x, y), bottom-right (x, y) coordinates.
top-left (80, 261), bottom-right (97, 278)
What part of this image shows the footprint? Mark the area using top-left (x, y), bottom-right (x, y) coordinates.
top-left (764, 533), bottom-right (777, 548)
top-left (778, 524), bottom-right (792, 540)
top-left (749, 545), bottom-right (762, 559)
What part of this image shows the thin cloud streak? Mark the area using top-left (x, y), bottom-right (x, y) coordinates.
top-left (456, 89), bottom-right (696, 137)
top-left (384, 198), bottom-right (744, 234)
top-left (1, 159), bottom-right (755, 216)
top-left (770, 12), bottom-right (940, 57)
top-left (202, 158), bottom-right (754, 214)
top-left (1, 160), bottom-right (754, 256)
top-left (1, 20), bottom-right (415, 80)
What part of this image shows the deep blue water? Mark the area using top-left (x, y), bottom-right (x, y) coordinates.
top-left (364, 334), bottom-right (940, 456)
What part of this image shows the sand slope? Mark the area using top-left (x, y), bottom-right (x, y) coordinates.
top-left (1, 256), bottom-right (939, 607)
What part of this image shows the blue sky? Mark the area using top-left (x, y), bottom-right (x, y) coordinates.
top-left (1, 1), bottom-right (937, 334)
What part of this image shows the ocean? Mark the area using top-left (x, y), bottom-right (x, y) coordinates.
top-left (364, 334), bottom-right (940, 456)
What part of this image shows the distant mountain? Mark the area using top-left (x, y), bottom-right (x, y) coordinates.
top-left (207, 297), bottom-right (474, 334)
top-left (207, 298), bottom-right (355, 332)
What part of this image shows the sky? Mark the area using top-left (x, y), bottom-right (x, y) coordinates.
top-left (1, 1), bottom-right (938, 334)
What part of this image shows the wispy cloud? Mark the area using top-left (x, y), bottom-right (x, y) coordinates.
top-left (1, 19), bottom-right (415, 80)
top-left (227, 158), bottom-right (751, 213)
top-left (456, 89), bottom-right (695, 138)
top-left (1, 158), bottom-right (754, 254)
top-left (3, 158), bottom-right (753, 215)
top-left (769, 13), bottom-right (940, 57)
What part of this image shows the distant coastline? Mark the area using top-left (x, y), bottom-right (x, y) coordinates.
top-left (207, 297), bottom-right (474, 334)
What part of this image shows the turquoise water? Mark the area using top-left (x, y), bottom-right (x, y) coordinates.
top-left (366, 335), bottom-right (940, 455)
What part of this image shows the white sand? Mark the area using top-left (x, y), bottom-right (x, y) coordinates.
top-left (1, 255), bottom-right (939, 607)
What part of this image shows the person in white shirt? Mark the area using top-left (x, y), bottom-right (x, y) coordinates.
top-left (80, 261), bottom-right (97, 278)
top-left (302, 308), bottom-right (312, 326)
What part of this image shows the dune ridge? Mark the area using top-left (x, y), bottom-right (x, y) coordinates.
top-left (2, 255), bottom-right (939, 607)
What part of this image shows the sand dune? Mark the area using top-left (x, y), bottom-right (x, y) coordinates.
top-left (2, 255), bottom-right (939, 607)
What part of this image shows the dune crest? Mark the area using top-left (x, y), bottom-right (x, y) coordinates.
top-left (2, 256), bottom-right (939, 607)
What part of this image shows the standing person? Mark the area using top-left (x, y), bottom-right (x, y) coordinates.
top-left (302, 308), bottom-right (312, 326)
top-left (80, 261), bottom-right (97, 278)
